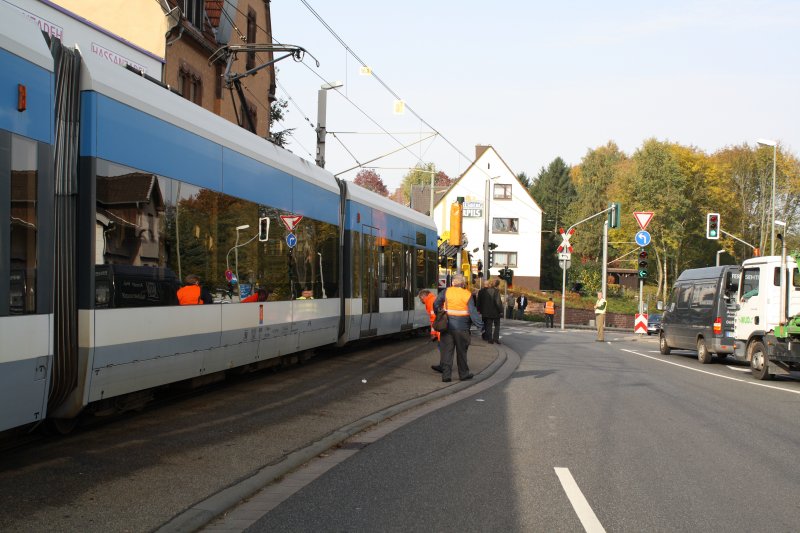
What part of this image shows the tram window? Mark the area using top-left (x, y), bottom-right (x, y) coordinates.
top-left (9, 135), bottom-right (38, 314)
top-left (416, 249), bottom-right (426, 295)
top-left (351, 230), bottom-right (361, 298)
top-left (95, 162), bottom-right (340, 306)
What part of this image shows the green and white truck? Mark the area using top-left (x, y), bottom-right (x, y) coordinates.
top-left (732, 248), bottom-right (800, 380)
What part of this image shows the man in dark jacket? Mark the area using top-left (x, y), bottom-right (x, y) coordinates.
top-left (476, 278), bottom-right (503, 344)
top-left (517, 293), bottom-right (528, 319)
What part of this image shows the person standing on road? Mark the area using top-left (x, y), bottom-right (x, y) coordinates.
top-left (506, 292), bottom-right (516, 319)
top-left (477, 278), bottom-right (503, 344)
top-left (418, 289), bottom-right (445, 374)
top-left (517, 293), bottom-right (528, 320)
top-left (594, 291), bottom-right (607, 341)
top-left (434, 274), bottom-right (484, 382)
top-left (544, 296), bottom-right (555, 328)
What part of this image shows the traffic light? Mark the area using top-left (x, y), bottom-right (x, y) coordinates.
top-left (638, 248), bottom-right (648, 279)
top-left (477, 260), bottom-right (483, 279)
top-left (487, 242), bottom-right (497, 268)
top-left (706, 212), bottom-right (720, 240)
top-left (608, 202), bottom-right (621, 229)
top-left (505, 269), bottom-right (514, 287)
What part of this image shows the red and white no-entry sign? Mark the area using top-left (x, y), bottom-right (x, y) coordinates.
top-left (634, 313), bottom-right (648, 334)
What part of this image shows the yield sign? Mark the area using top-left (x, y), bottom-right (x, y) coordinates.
top-left (633, 211), bottom-right (654, 231)
top-left (280, 215), bottom-right (303, 232)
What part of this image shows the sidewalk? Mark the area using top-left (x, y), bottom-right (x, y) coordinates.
top-left (158, 332), bottom-right (505, 533)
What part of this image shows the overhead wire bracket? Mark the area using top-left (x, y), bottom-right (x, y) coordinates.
top-left (208, 44), bottom-right (319, 134)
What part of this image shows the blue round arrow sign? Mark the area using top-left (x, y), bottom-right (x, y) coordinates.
top-left (286, 233), bottom-right (297, 248)
top-left (635, 230), bottom-right (651, 247)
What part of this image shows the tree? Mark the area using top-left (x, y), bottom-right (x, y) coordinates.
top-left (399, 163), bottom-right (439, 204)
top-left (528, 157), bottom-right (576, 290)
top-left (434, 170), bottom-right (454, 188)
top-left (517, 171), bottom-right (531, 189)
top-left (268, 98), bottom-right (294, 148)
top-left (713, 143), bottom-right (800, 258)
top-left (354, 169), bottom-right (389, 196)
top-left (529, 157), bottom-right (575, 234)
top-left (569, 142), bottom-right (627, 259)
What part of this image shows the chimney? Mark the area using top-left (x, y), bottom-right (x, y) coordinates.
top-left (475, 145), bottom-right (490, 160)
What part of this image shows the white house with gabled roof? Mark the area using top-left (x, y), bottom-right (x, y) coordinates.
top-left (433, 145), bottom-right (543, 290)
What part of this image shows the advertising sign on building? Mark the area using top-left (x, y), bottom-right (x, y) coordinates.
top-left (462, 200), bottom-right (483, 218)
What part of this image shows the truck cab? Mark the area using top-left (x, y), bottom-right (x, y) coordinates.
top-left (733, 255), bottom-right (800, 376)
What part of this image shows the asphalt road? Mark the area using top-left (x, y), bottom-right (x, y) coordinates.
top-left (244, 325), bottom-right (800, 532)
top-left (0, 333), bottom-right (497, 533)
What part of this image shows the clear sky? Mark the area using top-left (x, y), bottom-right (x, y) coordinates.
top-left (269, 1), bottom-right (799, 191)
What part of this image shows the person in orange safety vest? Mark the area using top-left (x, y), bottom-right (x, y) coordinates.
top-left (418, 289), bottom-right (444, 374)
top-left (544, 296), bottom-right (555, 328)
top-left (177, 274), bottom-right (213, 305)
top-left (432, 275), bottom-right (484, 383)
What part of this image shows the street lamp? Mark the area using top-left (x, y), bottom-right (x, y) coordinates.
top-left (757, 138), bottom-right (777, 255)
top-left (483, 176), bottom-right (501, 277)
top-left (716, 249), bottom-right (726, 267)
top-left (316, 81), bottom-right (343, 168)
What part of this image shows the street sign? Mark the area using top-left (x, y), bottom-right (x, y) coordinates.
top-left (558, 252), bottom-right (572, 269)
top-left (635, 230), bottom-right (651, 247)
top-left (556, 227), bottom-right (574, 253)
top-left (280, 215), bottom-right (303, 232)
top-left (286, 233), bottom-right (297, 248)
top-left (634, 313), bottom-right (648, 334)
top-left (633, 211), bottom-right (654, 231)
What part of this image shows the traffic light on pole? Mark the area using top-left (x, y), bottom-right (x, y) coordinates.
top-left (487, 242), bottom-right (497, 268)
top-left (706, 212), bottom-right (720, 240)
top-left (638, 248), bottom-right (648, 279)
top-left (608, 202), bottom-right (621, 229)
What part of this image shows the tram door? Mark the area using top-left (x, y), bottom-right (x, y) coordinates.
top-left (360, 226), bottom-right (380, 336)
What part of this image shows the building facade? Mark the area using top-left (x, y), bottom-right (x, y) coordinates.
top-left (163, 0), bottom-right (275, 140)
top-left (433, 145), bottom-right (543, 290)
top-left (11, 0), bottom-right (275, 139)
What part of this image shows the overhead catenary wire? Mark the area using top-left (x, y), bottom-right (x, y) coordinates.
top-left (297, 0), bottom-right (495, 181)
top-left (214, 0), bottom-right (378, 165)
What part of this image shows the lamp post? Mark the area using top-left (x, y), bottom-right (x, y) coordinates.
top-left (483, 176), bottom-right (501, 277)
top-left (757, 138), bottom-right (777, 255)
top-left (316, 81), bottom-right (343, 168)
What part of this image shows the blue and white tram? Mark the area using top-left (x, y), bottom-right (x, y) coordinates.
top-left (0, 6), bottom-right (55, 433)
top-left (0, 10), bottom-right (438, 434)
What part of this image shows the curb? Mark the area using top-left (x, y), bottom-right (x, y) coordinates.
top-left (157, 347), bottom-right (508, 533)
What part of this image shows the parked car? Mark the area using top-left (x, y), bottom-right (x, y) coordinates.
top-left (647, 314), bottom-right (662, 335)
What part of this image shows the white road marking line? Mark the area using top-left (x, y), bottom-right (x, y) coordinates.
top-left (554, 467), bottom-right (606, 533)
top-left (726, 365), bottom-right (750, 373)
top-left (620, 349), bottom-right (800, 395)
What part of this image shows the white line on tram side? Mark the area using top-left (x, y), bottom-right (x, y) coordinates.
top-left (554, 467), bottom-right (606, 533)
top-left (620, 349), bottom-right (800, 396)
